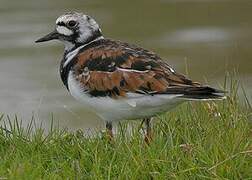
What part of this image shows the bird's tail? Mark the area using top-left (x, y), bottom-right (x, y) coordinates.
top-left (178, 86), bottom-right (226, 101)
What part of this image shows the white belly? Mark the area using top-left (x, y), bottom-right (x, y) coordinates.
top-left (68, 72), bottom-right (184, 122)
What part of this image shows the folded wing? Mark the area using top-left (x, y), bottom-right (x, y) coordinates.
top-left (71, 39), bottom-right (225, 99)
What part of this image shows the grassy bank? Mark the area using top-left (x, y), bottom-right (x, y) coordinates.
top-left (0, 89), bottom-right (251, 179)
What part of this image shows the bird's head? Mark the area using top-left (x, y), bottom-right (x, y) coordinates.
top-left (35, 12), bottom-right (103, 51)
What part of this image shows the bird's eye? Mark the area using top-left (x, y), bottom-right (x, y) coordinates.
top-left (67, 20), bottom-right (77, 28)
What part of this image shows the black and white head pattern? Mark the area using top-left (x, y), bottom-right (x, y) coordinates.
top-left (55, 12), bottom-right (103, 51)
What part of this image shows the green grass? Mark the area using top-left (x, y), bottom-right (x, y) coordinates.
top-left (0, 87), bottom-right (251, 179)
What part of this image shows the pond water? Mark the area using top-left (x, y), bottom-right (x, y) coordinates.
top-left (0, 0), bottom-right (251, 131)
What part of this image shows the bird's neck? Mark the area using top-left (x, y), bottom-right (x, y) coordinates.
top-left (60, 33), bottom-right (104, 90)
top-left (64, 29), bottom-right (103, 53)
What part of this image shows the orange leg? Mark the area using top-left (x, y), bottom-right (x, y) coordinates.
top-left (143, 118), bottom-right (152, 145)
top-left (106, 122), bottom-right (113, 141)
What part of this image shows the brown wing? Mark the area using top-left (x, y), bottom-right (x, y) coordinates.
top-left (71, 39), bottom-right (222, 99)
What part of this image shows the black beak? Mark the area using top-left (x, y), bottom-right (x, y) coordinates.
top-left (35, 29), bottom-right (59, 43)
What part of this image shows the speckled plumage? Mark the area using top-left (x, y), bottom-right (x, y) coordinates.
top-left (36, 12), bottom-right (225, 141)
top-left (61, 38), bottom-right (223, 100)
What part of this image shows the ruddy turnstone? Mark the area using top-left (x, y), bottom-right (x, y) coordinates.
top-left (36, 12), bottom-right (225, 142)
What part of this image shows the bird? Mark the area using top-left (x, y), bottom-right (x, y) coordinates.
top-left (35, 12), bottom-right (225, 143)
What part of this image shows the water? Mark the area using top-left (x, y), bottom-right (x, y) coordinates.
top-left (0, 0), bottom-right (251, 131)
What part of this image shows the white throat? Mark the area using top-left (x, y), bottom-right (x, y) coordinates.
top-left (63, 41), bottom-right (75, 51)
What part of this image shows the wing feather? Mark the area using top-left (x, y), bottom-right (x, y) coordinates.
top-left (71, 39), bottom-right (222, 99)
